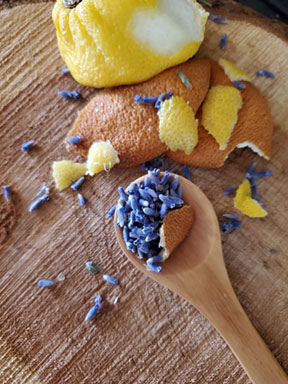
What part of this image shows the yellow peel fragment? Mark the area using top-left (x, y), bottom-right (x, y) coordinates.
top-left (52, 161), bottom-right (86, 191)
top-left (202, 85), bottom-right (242, 150)
top-left (234, 179), bottom-right (268, 217)
top-left (86, 141), bottom-right (120, 176)
top-left (158, 96), bottom-right (198, 155)
top-left (219, 58), bottom-right (251, 82)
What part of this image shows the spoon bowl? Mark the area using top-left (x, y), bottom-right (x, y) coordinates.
top-left (114, 173), bottom-right (287, 384)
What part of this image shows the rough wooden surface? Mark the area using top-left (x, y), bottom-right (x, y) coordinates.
top-left (0, 2), bottom-right (288, 384)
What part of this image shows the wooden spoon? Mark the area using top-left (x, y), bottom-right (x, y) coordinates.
top-left (114, 174), bottom-right (288, 384)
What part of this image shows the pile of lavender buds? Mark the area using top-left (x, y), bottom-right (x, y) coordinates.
top-left (113, 169), bottom-right (184, 273)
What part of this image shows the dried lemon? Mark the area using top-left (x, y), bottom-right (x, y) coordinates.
top-left (202, 85), bottom-right (243, 150)
top-left (52, 161), bottom-right (86, 191)
top-left (52, 0), bottom-right (208, 87)
top-left (158, 96), bottom-right (198, 155)
top-left (86, 141), bottom-right (120, 176)
top-left (234, 179), bottom-right (267, 217)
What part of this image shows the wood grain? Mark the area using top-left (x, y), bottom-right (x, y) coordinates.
top-left (0, 2), bottom-right (288, 384)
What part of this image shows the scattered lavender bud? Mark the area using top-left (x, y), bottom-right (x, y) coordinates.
top-left (223, 214), bottom-right (241, 221)
top-left (29, 194), bottom-right (50, 212)
top-left (171, 175), bottom-right (179, 191)
top-left (245, 163), bottom-right (257, 178)
top-left (103, 274), bottom-right (118, 285)
top-left (37, 280), bottom-right (54, 287)
top-left (85, 261), bottom-right (101, 275)
top-left (146, 261), bottom-right (162, 273)
top-left (58, 90), bottom-right (82, 100)
top-left (224, 186), bottom-right (237, 195)
top-left (85, 294), bottom-right (102, 321)
top-left (183, 166), bottom-right (190, 180)
top-left (77, 193), bottom-right (86, 206)
top-left (61, 67), bottom-right (70, 75)
top-left (106, 205), bottom-right (116, 218)
top-left (20, 140), bottom-right (35, 152)
top-left (154, 92), bottom-right (173, 109)
top-left (134, 95), bottom-right (158, 105)
top-left (70, 176), bottom-right (85, 191)
top-left (222, 221), bottom-right (242, 234)
top-left (233, 80), bottom-right (246, 89)
top-left (2, 185), bottom-right (12, 201)
top-left (256, 70), bottom-right (275, 78)
top-left (220, 34), bottom-right (228, 49)
top-left (67, 136), bottom-right (82, 144)
top-left (209, 14), bottom-right (228, 24)
top-left (254, 170), bottom-right (273, 178)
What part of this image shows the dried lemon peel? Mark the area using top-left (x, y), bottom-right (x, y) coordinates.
top-left (52, 0), bottom-right (208, 87)
top-left (219, 58), bottom-right (251, 82)
top-left (159, 205), bottom-right (194, 260)
top-left (52, 161), bottom-right (86, 191)
top-left (234, 179), bottom-right (267, 218)
top-left (86, 141), bottom-right (120, 176)
top-left (201, 86), bottom-right (243, 150)
top-left (158, 96), bottom-right (198, 155)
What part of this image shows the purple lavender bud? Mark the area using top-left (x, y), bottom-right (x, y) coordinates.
top-left (70, 176), bottom-right (85, 190)
top-left (85, 294), bottom-right (101, 321)
top-left (222, 221), bottom-right (242, 234)
top-left (29, 194), bottom-right (50, 212)
top-left (254, 170), bottom-right (273, 178)
top-left (103, 274), bottom-right (118, 285)
top-left (171, 175), bottom-right (179, 191)
top-left (106, 205), bottom-right (116, 218)
top-left (233, 80), bottom-right (246, 89)
top-left (67, 136), bottom-right (82, 144)
top-left (220, 34), bottom-right (228, 49)
top-left (77, 193), bottom-right (86, 206)
top-left (209, 14), bottom-right (228, 24)
top-left (38, 280), bottom-right (54, 287)
top-left (183, 166), bottom-right (190, 180)
top-left (224, 186), bottom-right (237, 195)
top-left (2, 185), bottom-right (12, 201)
top-left (61, 67), bottom-right (70, 75)
top-left (223, 214), bottom-right (241, 221)
top-left (256, 70), bottom-right (275, 78)
top-left (58, 90), bottom-right (82, 100)
top-left (20, 140), bottom-right (35, 152)
top-left (118, 187), bottom-right (128, 201)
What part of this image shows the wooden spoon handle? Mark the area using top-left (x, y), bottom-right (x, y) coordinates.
top-left (193, 276), bottom-right (288, 384)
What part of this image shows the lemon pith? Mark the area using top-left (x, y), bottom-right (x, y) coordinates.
top-left (52, 0), bottom-right (208, 87)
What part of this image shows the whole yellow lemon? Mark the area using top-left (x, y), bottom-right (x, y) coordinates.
top-left (52, 0), bottom-right (208, 87)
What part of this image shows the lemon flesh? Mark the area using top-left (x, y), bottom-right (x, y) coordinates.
top-left (86, 141), bottom-right (120, 176)
top-left (158, 96), bottom-right (198, 155)
top-left (52, 160), bottom-right (86, 191)
top-left (52, 0), bottom-right (208, 87)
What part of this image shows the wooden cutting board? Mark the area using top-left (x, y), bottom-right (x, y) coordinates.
top-left (1, 2), bottom-right (288, 383)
